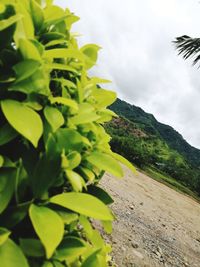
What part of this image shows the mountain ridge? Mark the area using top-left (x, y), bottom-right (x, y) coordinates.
top-left (109, 98), bottom-right (200, 168)
top-left (106, 98), bottom-right (200, 196)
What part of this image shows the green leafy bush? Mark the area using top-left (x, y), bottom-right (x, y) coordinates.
top-left (0, 1), bottom-right (134, 266)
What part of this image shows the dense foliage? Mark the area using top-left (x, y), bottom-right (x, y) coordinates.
top-left (106, 99), bottom-right (200, 195)
top-left (0, 1), bottom-right (135, 266)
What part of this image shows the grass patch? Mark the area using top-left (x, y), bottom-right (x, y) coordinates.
top-left (143, 166), bottom-right (200, 203)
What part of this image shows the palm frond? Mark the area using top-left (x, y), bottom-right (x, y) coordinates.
top-left (174, 35), bottom-right (200, 65)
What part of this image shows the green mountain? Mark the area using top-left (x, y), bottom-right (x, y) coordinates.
top-left (105, 98), bottom-right (200, 196)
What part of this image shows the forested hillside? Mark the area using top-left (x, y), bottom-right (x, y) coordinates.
top-left (106, 99), bottom-right (200, 196)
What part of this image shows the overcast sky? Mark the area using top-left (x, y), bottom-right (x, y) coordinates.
top-left (55, 0), bottom-right (200, 148)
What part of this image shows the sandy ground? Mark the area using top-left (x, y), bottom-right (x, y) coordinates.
top-left (100, 167), bottom-right (200, 267)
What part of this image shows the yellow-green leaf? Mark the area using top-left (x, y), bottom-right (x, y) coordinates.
top-left (67, 151), bottom-right (81, 169)
top-left (81, 44), bottom-right (101, 70)
top-left (50, 193), bottom-right (114, 221)
top-left (0, 14), bottom-right (22, 31)
top-left (0, 239), bottom-right (29, 267)
top-left (70, 103), bottom-right (100, 125)
top-left (0, 169), bottom-right (16, 214)
top-left (86, 151), bottom-right (123, 178)
top-left (1, 100), bottom-right (43, 147)
top-left (92, 89), bottom-right (117, 108)
top-left (110, 152), bottom-right (136, 173)
top-left (43, 48), bottom-right (84, 62)
top-left (30, 0), bottom-right (44, 31)
top-left (79, 167), bottom-right (95, 182)
top-left (0, 228), bottom-right (11, 246)
top-left (55, 237), bottom-right (86, 261)
top-left (20, 238), bottom-right (45, 258)
top-left (47, 63), bottom-right (78, 74)
top-left (19, 39), bottom-right (41, 61)
top-left (0, 155), bottom-right (4, 168)
top-left (15, 3), bottom-right (34, 39)
top-left (49, 97), bottom-right (78, 110)
top-left (82, 250), bottom-right (102, 267)
top-left (65, 170), bottom-right (84, 192)
top-left (13, 60), bottom-right (41, 83)
top-left (44, 106), bottom-right (64, 132)
top-left (29, 204), bottom-right (64, 259)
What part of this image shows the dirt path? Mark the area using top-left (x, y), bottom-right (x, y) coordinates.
top-left (100, 167), bottom-right (200, 267)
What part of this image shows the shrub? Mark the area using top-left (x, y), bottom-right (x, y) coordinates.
top-left (0, 1), bottom-right (135, 266)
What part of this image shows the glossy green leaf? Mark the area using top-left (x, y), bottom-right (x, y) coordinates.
top-left (29, 204), bottom-right (64, 259)
top-left (55, 128), bottom-right (83, 153)
top-left (31, 39), bottom-right (44, 56)
top-left (0, 76), bottom-right (15, 84)
top-left (65, 9), bottom-right (80, 30)
top-left (44, 39), bottom-right (66, 48)
top-left (24, 101), bottom-right (43, 111)
top-left (50, 193), bottom-right (114, 220)
top-left (41, 32), bottom-right (65, 42)
top-left (0, 201), bottom-right (30, 229)
top-left (96, 113), bottom-right (112, 123)
top-left (53, 78), bottom-right (76, 89)
top-left (9, 69), bottom-right (49, 95)
top-left (110, 151), bottom-right (136, 173)
top-left (57, 211), bottom-right (78, 225)
top-left (0, 4), bottom-right (6, 13)
top-left (88, 77), bottom-right (111, 85)
top-left (30, 0), bottom-right (44, 32)
top-left (0, 5), bottom-right (17, 49)
top-left (67, 151), bottom-right (81, 169)
top-left (52, 262), bottom-right (65, 267)
top-left (81, 44), bottom-right (101, 69)
top-left (100, 108), bottom-right (118, 117)
top-left (1, 100), bottom-right (43, 147)
top-left (65, 170), bottom-right (84, 192)
top-left (31, 152), bottom-right (61, 198)
top-left (102, 221), bottom-right (112, 234)
top-left (79, 167), bottom-right (95, 182)
top-left (44, 106), bottom-right (64, 132)
top-left (15, 2), bottom-right (34, 39)
top-left (70, 103), bottom-right (100, 125)
top-left (19, 39), bottom-right (41, 61)
top-left (55, 237), bottom-right (86, 261)
top-left (13, 59), bottom-right (41, 83)
top-left (86, 151), bottom-right (123, 178)
top-left (0, 14), bottom-right (22, 31)
top-left (92, 89), bottom-right (117, 108)
top-left (88, 229), bottom-right (104, 249)
top-left (20, 238), bottom-right (45, 258)
top-left (42, 262), bottom-right (53, 267)
top-left (0, 155), bottom-right (4, 168)
top-left (87, 185), bottom-right (114, 205)
top-left (44, 48), bottom-right (84, 62)
top-left (49, 97), bottom-right (78, 110)
top-left (47, 63), bottom-right (78, 73)
top-left (0, 228), bottom-right (11, 246)
top-left (0, 239), bottom-right (29, 267)
top-left (81, 250), bottom-right (101, 267)
top-left (43, 5), bottom-right (65, 26)
top-left (79, 215), bottom-right (93, 240)
top-left (0, 168), bottom-right (16, 214)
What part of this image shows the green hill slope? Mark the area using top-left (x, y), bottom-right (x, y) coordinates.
top-left (110, 99), bottom-right (200, 167)
top-left (105, 99), bottom-right (200, 196)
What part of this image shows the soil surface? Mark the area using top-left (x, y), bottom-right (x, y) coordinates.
top-left (100, 167), bottom-right (200, 267)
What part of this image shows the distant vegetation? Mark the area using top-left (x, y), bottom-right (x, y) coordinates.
top-left (106, 99), bottom-right (200, 197)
